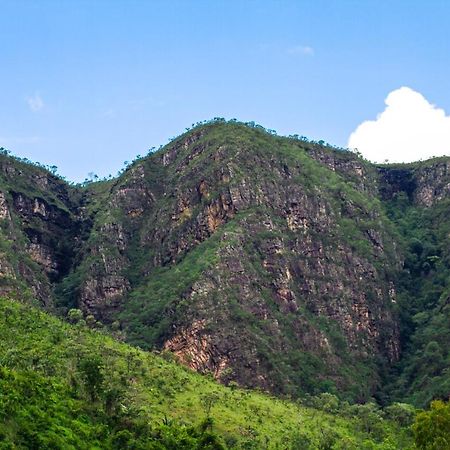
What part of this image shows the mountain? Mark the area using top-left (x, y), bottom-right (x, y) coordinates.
top-left (0, 120), bottom-right (448, 407)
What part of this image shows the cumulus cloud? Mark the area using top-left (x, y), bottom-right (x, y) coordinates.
top-left (348, 87), bottom-right (450, 163)
top-left (26, 92), bottom-right (44, 112)
top-left (287, 45), bottom-right (314, 56)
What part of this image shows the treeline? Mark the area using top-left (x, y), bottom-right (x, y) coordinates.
top-left (1, 117), bottom-right (356, 189)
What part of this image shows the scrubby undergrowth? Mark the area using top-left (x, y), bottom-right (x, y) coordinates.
top-left (0, 297), bottom-right (414, 449)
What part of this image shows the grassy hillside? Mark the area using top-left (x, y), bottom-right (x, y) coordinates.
top-left (0, 296), bottom-right (413, 449)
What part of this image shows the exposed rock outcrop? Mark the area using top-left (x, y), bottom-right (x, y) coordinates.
top-left (0, 122), bottom-right (448, 401)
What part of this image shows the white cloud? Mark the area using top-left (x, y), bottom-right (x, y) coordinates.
top-left (26, 92), bottom-right (44, 112)
top-left (287, 45), bottom-right (314, 56)
top-left (348, 87), bottom-right (450, 163)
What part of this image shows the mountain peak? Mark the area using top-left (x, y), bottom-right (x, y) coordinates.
top-left (0, 123), bottom-right (448, 406)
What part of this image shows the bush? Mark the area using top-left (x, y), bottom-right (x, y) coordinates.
top-left (413, 400), bottom-right (450, 450)
top-left (384, 402), bottom-right (415, 427)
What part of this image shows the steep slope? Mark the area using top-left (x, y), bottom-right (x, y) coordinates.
top-left (377, 159), bottom-right (450, 406)
top-left (0, 296), bottom-right (414, 449)
top-left (0, 150), bottom-right (85, 305)
top-left (0, 122), bottom-right (449, 406)
top-left (57, 122), bottom-right (403, 401)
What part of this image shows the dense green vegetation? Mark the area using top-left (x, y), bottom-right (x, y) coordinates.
top-left (0, 121), bottom-right (449, 448)
top-left (382, 190), bottom-right (450, 407)
top-left (413, 400), bottom-right (450, 450)
top-left (0, 297), bottom-right (414, 449)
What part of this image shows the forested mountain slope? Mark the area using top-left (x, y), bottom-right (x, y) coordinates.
top-left (0, 120), bottom-right (448, 407)
top-left (377, 161), bottom-right (450, 406)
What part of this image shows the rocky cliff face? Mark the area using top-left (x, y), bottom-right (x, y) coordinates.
top-left (0, 153), bottom-right (85, 305)
top-left (53, 123), bottom-right (406, 399)
top-left (0, 123), bottom-right (448, 402)
top-left (378, 158), bottom-right (450, 206)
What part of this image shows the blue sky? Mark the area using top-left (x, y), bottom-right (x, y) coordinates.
top-left (1, 0), bottom-right (450, 181)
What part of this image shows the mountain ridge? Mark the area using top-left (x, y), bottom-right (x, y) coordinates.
top-left (0, 120), bottom-right (449, 406)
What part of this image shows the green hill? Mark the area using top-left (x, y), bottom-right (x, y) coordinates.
top-left (0, 120), bottom-right (449, 448)
top-left (56, 121), bottom-right (404, 402)
top-left (0, 296), bottom-right (413, 449)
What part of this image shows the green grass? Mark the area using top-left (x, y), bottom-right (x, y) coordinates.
top-left (0, 296), bottom-right (414, 449)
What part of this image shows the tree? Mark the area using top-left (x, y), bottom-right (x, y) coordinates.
top-left (349, 402), bottom-right (384, 438)
top-left (311, 393), bottom-right (340, 413)
top-left (413, 400), bottom-right (450, 450)
top-left (87, 172), bottom-right (99, 182)
top-left (384, 402), bottom-right (416, 427)
top-left (78, 355), bottom-right (104, 401)
top-left (67, 308), bottom-right (83, 324)
top-left (200, 392), bottom-right (221, 418)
